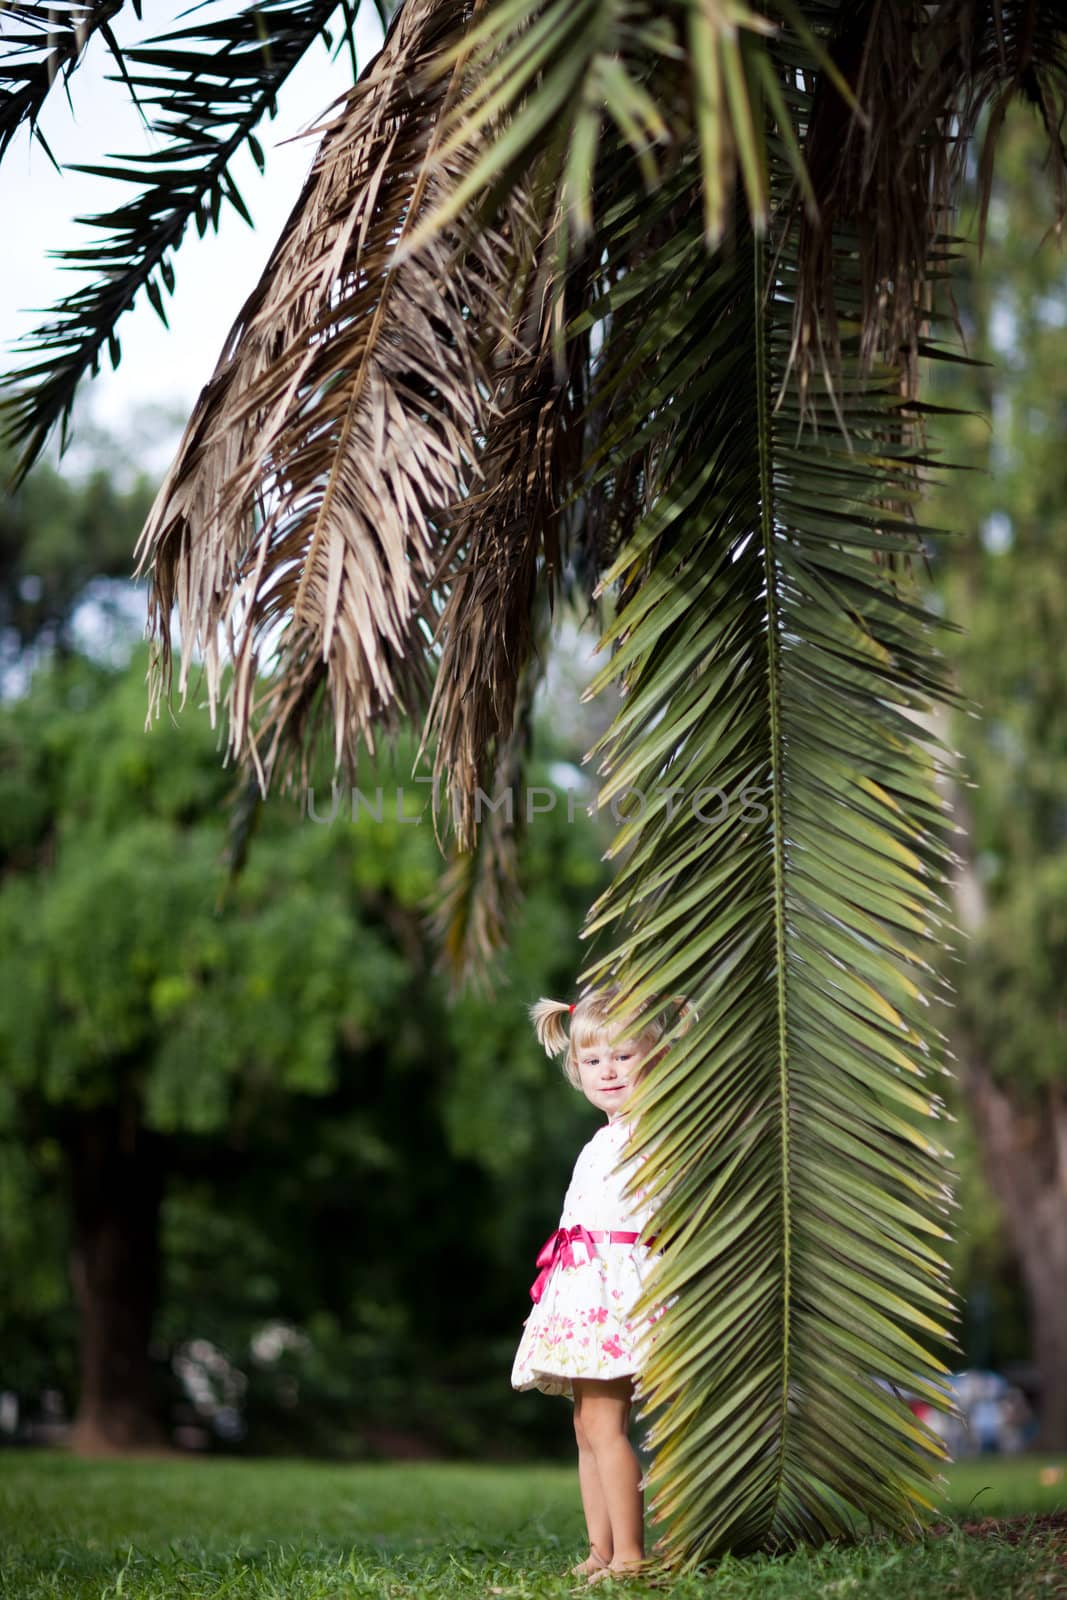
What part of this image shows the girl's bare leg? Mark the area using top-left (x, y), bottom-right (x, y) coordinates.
top-left (572, 1378), bottom-right (644, 1573)
top-left (571, 1389), bottom-right (613, 1572)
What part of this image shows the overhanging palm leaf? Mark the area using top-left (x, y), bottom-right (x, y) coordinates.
top-left (0, 0), bottom-right (388, 479)
top-left (419, 213), bottom-right (592, 846)
top-left (0, 1), bottom-right (135, 164)
top-left (788, 0), bottom-right (1067, 418)
top-left (401, 0), bottom-right (988, 1564)
top-left (426, 635), bottom-right (543, 989)
top-left (574, 124), bottom-right (970, 1558)
top-left (133, 0), bottom-right (539, 790)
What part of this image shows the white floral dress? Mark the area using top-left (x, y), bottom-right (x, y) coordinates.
top-left (511, 1117), bottom-right (664, 1400)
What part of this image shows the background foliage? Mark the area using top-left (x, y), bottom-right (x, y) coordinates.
top-left (924, 103), bottom-right (1067, 1394)
top-left (0, 453), bottom-right (616, 1452)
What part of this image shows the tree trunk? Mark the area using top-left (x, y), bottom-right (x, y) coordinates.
top-left (959, 1055), bottom-right (1067, 1449)
top-left (62, 1095), bottom-right (171, 1454)
top-left (921, 702), bottom-right (1067, 1449)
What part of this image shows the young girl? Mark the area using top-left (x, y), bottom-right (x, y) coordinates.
top-left (511, 987), bottom-right (693, 1582)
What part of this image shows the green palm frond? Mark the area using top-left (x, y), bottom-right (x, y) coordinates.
top-left (568, 52), bottom-right (974, 1574)
top-left (0, 0), bottom-right (387, 481)
top-left (396, 0), bottom-right (854, 372)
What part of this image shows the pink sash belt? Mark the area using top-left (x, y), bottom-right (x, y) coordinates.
top-left (529, 1224), bottom-right (650, 1303)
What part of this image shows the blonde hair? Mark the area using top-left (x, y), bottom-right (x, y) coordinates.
top-left (529, 984), bottom-right (696, 1089)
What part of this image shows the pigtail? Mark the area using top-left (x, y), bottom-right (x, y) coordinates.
top-left (669, 994), bottom-right (698, 1034)
top-left (529, 998), bottom-right (572, 1059)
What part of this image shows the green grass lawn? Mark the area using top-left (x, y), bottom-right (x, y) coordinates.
top-left (1, 1451), bottom-right (1065, 1599)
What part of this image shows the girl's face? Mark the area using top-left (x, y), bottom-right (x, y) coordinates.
top-left (575, 1029), bottom-right (659, 1121)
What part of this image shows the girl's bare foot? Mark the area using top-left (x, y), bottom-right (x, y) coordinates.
top-left (570, 1545), bottom-right (610, 1576)
top-left (586, 1555), bottom-right (657, 1585)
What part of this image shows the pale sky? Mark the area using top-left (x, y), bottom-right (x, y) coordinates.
top-left (2, 0), bottom-right (386, 471)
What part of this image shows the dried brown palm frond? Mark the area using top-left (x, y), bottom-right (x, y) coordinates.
top-left (419, 199), bottom-right (593, 847)
top-left (787, 0), bottom-right (1067, 425)
top-left (784, 0), bottom-right (941, 422)
top-left (134, 0), bottom-right (534, 791)
top-left (426, 631), bottom-right (544, 989)
top-left (916, 0), bottom-right (1067, 254)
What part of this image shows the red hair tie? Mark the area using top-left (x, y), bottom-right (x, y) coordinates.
top-left (568, 1003), bottom-right (576, 1013)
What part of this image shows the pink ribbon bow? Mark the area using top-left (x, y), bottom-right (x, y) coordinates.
top-left (530, 1224), bottom-right (598, 1303)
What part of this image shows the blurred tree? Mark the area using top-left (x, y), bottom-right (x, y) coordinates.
top-left (926, 104), bottom-right (1067, 1446)
top-left (0, 440), bottom-right (154, 668)
top-left (0, 649), bottom-right (395, 1448)
top-left (0, 645), bottom-right (609, 1453)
